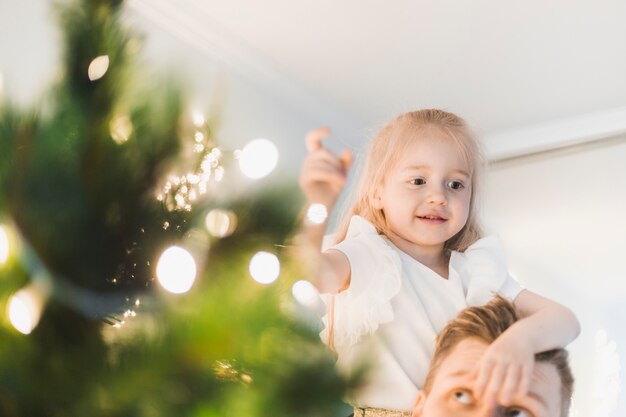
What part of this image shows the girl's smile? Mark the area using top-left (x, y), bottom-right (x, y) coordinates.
top-left (373, 133), bottom-right (472, 266)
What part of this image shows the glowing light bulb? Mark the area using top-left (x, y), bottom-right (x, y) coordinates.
top-left (110, 115), bottom-right (133, 144)
top-left (249, 251), bottom-right (280, 284)
top-left (156, 246), bottom-right (197, 294)
top-left (291, 280), bottom-right (320, 307)
top-left (238, 138), bottom-right (278, 179)
top-left (192, 111), bottom-right (205, 127)
top-left (7, 287), bottom-right (44, 335)
top-left (205, 209), bottom-right (237, 238)
top-left (306, 203), bottom-right (328, 225)
top-left (88, 55), bottom-right (110, 81)
top-left (0, 225), bottom-right (9, 265)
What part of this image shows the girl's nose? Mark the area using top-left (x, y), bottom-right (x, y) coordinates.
top-left (426, 185), bottom-right (447, 205)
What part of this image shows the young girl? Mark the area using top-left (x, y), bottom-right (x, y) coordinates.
top-left (296, 109), bottom-right (580, 415)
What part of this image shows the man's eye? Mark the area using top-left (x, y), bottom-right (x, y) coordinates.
top-left (504, 407), bottom-right (531, 417)
top-left (411, 178), bottom-right (426, 185)
top-left (447, 180), bottom-right (464, 190)
top-left (452, 390), bottom-right (473, 405)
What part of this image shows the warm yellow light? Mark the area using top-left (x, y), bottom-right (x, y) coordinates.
top-left (306, 203), bottom-right (328, 225)
top-left (88, 55), bottom-right (110, 81)
top-left (238, 139), bottom-right (279, 179)
top-left (291, 280), bottom-right (320, 307)
top-left (205, 209), bottom-right (237, 238)
top-left (192, 111), bottom-right (205, 127)
top-left (249, 251), bottom-right (280, 284)
top-left (0, 225), bottom-right (9, 265)
top-left (156, 246), bottom-right (197, 294)
top-left (110, 115), bottom-right (133, 144)
top-left (7, 287), bottom-right (44, 335)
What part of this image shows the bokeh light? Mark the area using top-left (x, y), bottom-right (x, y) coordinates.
top-left (205, 209), bottom-right (237, 238)
top-left (7, 287), bottom-right (44, 335)
top-left (249, 251), bottom-right (280, 284)
top-left (87, 55), bottom-right (110, 81)
top-left (0, 225), bottom-right (9, 265)
top-left (192, 111), bottom-right (205, 127)
top-left (109, 115), bottom-right (133, 144)
top-left (238, 138), bottom-right (279, 179)
top-left (291, 280), bottom-right (320, 308)
top-left (156, 246), bottom-right (197, 294)
top-left (306, 203), bottom-right (328, 225)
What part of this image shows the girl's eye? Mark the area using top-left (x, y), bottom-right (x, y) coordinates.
top-left (452, 390), bottom-right (473, 405)
top-left (411, 178), bottom-right (426, 186)
top-left (447, 180), bottom-right (464, 190)
top-left (503, 408), bottom-right (531, 417)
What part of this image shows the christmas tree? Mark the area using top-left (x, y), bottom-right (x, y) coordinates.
top-left (0, 0), bottom-right (357, 415)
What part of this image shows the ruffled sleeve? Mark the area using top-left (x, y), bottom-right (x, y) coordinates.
top-left (452, 235), bottom-right (525, 306)
top-left (319, 216), bottom-right (403, 348)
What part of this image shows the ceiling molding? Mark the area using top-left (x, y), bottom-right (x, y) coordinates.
top-left (483, 106), bottom-right (626, 161)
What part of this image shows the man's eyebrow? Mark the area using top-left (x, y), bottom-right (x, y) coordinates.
top-left (441, 370), bottom-right (550, 412)
top-left (441, 368), bottom-right (473, 379)
top-left (525, 390), bottom-right (549, 411)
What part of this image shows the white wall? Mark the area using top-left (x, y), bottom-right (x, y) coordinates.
top-left (483, 138), bottom-right (626, 416)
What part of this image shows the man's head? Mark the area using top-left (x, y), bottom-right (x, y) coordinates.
top-left (413, 297), bottom-right (574, 417)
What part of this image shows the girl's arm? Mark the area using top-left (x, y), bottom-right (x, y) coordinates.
top-left (292, 128), bottom-right (352, 294)
top-left (473, 290), bottom-right (580, 405)
top-left (513, 289), bottom-right (580, 353)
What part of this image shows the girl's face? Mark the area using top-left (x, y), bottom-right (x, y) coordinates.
top-left (373, 134), bottom-right (472, 256)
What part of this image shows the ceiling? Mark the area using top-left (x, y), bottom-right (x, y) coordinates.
top-left (128, 0), bottom-right (626, 158)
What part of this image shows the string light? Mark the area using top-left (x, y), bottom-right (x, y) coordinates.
top-left (205, 209), bottom-right (237, 238)
top-left (306, 203), bottom-right (328, 225)
top-left (238, 139), bottom-right (278, 179)
top-left (0, 224), bottom-right (9, 265)
top-left (192, 111), bottom-right (205, 127)
top-left (291, 280), bottom-right (320, 308)
top-left (109, 114), bottom-right (133, 144)
top-left (158, 112), bottom-right (225, 211)
top-left (248, 251), bottom-right (280, 284)
top-left (87, 55), bottom-right (110, 81)
top-left (156, 246), bottom-right (197, 294)
top-left (7, 285), bottom-right (45, 335)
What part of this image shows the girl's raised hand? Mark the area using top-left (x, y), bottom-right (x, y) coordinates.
top-left (472, 328), bottom-right (535, 406)
top-left (299, 127), bottom-right (352, 208)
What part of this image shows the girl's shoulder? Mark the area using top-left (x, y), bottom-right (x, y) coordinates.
top-left (451, 235), bottom-right (522, 305)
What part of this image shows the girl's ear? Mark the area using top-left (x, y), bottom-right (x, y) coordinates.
top-left (372, 187), bottom-right (384, 210)
top-left (411, 391), bottom-right (426, 417)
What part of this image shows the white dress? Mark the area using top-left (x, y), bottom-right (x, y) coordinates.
top-left (320, 215), bottom-right (524, 411)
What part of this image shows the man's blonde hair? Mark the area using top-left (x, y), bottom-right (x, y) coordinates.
top-left (422, 296), bottom-right (574, 417)
top-left (335, 109), bottom-right (483, 251)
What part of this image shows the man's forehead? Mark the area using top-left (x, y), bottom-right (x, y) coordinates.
top-left (434, 337), bottom-right (562, 416)
top-left (437, 337), bottom-right (487, 377)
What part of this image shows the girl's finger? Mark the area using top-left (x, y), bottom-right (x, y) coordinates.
top-left (340, 148), bottom-right (353, 171)
top-left (483, 364), bottom-right (507, 402)
top-left (303, 172), bottom-right (346, 189)
top-left (498, 365), bottom-right (520, 405)
top-left (305, 158), bottom-right (347, 177)
top-left (309, 147), bottom-right (344, 166)
top-left (473, 359), bottom-right (494, 399)
top-left (515, 363), bottom-right (533, 398)
top-left (305, 127), bottom-right (330, 152)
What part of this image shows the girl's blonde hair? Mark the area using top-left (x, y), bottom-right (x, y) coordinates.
top-left (335, 109), bottom-right (484, 252)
